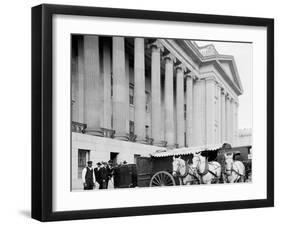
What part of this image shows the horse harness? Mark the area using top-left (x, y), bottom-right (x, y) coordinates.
top-left (195, 157), bottom-right (220, 181)
top-left (173, 160), bottom-right (200, 184)
top-left (225, 162), bottom-right (244, 182)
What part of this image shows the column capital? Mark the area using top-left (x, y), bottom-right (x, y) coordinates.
top-left (175, 63), bottom-right (187, 73)
top-left (221, 87), bottom-right (226, 95)
top-left (162, 53), bottom-right (177, 63)
top-left (225, 92), bottom-right (231, 99)
top-left (184, 71), bottom-right (197, 80)
top-left (147, 40), bottom-right (164, 52)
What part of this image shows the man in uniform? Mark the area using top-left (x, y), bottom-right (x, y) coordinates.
top-left (82, 161), bottom-right (96, 190)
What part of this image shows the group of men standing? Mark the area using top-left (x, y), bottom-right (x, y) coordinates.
top-left (82, 160), bottom-right (114, 190)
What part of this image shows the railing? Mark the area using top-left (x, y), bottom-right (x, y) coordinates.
top-left (101, 128), bottom-right (115, 138)
top-left (145, 137), bottom-right (154, 145)
top-left (71, 121), bottom-right (87, 133)
top-left (129, 133), bottom-right (137, 142)
top-left (159, 140), bottom-right (168, 147)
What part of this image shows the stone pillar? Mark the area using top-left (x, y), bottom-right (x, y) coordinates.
top-left (229, 98), bottom-right (234, 145)
top-left (205, 77), bottom-right (216, 145)
top-left (149, 41), bottom-right (163, 146)
top-left (221, 88), bottom-right (226, 142)
top-left (176, 64), bottom-right (186, 147)
top-left (134, 38), bottom-right (146, 142)
top-left (112, 37), bottom-right (129, 140)
top-left (193, 79), bottom-right (206, 146)
top-left (185, 73), bottom-right (194, 147)
top-left (125, 52), bottom-right (130, 134)
top-left (216, 83), bottom-right (221, 143)
top-left (163, 54), bottom-right (176, 147)
top-left (83, 35), bottom-right (103, 136)
top-left (234, 101), bottom-right (239, 146)
top-left (73, 37), bottom-right (85, 123)
top-left (102, 38), bottom-right (112, 129)
top-left (225, 93), bottom-right (231, 143)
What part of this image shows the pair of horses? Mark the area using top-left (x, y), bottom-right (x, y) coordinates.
top-left (172, 153), bottom-right (245, 185)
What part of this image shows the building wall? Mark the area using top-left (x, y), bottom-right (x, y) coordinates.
top-left (72, 132), bottom-right (165, 190)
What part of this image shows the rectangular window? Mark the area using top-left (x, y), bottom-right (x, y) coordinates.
top-left (145, 125), bottom-right (149, 139)
top-left (184, 104), bottom-right (187, 120)
top-left (145, 91), bottom-right (150, 112)
top-left (129, 84), bottom-right (134, 105)
top-left (111, 73), bottom-right (113, 97)
top-left (78, 149), bottom-right (90, 178)
top-left (129, 120), bottom-right (134, 135)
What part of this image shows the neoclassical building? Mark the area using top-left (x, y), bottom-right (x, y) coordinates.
top-left (71, 35), bottom-right (243, 189)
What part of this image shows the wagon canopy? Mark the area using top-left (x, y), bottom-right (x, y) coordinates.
top-left (150, 143), bottom-right (225, 157)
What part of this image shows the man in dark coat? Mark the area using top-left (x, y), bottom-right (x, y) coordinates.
top-left (82, 161), bottom-right (96, 190)
top-left (94, 162), bottom-right (102, 188)
top-left (99, 162), bottom-right (109, 189)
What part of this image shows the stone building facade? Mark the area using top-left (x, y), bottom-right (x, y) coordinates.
top-left (71, 35), bottom-right (243, 189)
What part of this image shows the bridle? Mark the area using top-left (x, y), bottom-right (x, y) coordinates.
top-left (172, 159), bottom-right (199, 183)
top-left (224, 160), bottom-right (243, 182)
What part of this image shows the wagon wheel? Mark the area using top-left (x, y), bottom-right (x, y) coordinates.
top-left (149, 171), bottom-right (176, 187)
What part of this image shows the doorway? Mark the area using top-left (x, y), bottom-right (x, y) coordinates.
top-left (110, 152), bottom-right (119, 166)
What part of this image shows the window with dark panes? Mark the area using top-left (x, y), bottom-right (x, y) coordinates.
top-left (78, 149), bottom-right (89, 178)
top-left (129, 84), bottom-right (134, 105)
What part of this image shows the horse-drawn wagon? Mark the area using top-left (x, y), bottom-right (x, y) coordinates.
top-left (113, 143), bottom-right (252, 188)
top-left (136, 143), bottom-right (252, 187)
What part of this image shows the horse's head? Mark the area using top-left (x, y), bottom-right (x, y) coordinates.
top-left (224, 153), bottom-right (234, 176)
top-left (172, 156), bottom-right (185, 177)
top-left (191, 152), bottom-right (202, 169)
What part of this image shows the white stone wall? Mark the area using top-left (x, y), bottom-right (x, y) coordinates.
top-left (72, 132), bottom-right (166, 190)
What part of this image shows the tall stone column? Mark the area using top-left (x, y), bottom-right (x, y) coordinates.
top-left (76, 37), bottom-right (85, 123)
top-left (164, 53), bottom-right (176, 148)
top-left (216, 83), bottom-right (221, 143)
top-left (205, 77), bottom-right (216, 145)
top-left (134, 38), bottom-right (146, 142)
top-left (234, 101), bottom-right (239, 146)
top-left (229, 98), bottom-right (234, 145)
top-left (83, 35), bottom-right (103, 136)
top-left (193, 79), bottom-right (206, 146)
top-left (176, 64), bottom-right (186, 147)
top-left (185, 73), bottom-right (194, 147)
top-left (220, 88), bottom-right (226, 142)
top-left (149, 41), bottom-right (163, 146)
top-left (112, 37), bottom-right (129, 140)
top-left (225, 94), bottom-right (231, 143)
top-left (102, 38), bottom-right (112, 129)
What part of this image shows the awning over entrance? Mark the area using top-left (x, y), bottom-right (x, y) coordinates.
top-left (150, 143), bottom-right (225, 157)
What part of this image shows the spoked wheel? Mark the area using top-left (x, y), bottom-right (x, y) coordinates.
top-left (149, 171), bottom-right (176, 187)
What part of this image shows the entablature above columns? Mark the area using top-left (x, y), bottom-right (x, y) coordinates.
top-left (159, 39), bottom-right (200, 78)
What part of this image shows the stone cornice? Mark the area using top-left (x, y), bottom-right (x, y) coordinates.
top-left (180, 40), bottom-right (243, 96)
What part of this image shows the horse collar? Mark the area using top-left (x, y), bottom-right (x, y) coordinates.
top-left (198, 158), bottom-right (209, 176)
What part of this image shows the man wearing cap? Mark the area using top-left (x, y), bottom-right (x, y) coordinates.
top-left (82, 161), bottom-right (96, 190)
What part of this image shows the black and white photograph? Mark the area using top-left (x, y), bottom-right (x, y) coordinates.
top-left (71, 35), bottom-right (253, 191)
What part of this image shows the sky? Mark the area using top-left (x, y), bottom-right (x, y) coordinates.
top-left (196, 41), bottom-right (253, 130)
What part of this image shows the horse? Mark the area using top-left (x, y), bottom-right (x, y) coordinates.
top-left (191, 153), bottom-right (222, 184)
top-left (172, 156), bottom-right (200, 185)
top-left (224, 153), bottom-right (245, 183)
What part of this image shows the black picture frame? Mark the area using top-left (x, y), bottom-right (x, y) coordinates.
top-left (32, 3), bottom-right (274, 222)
